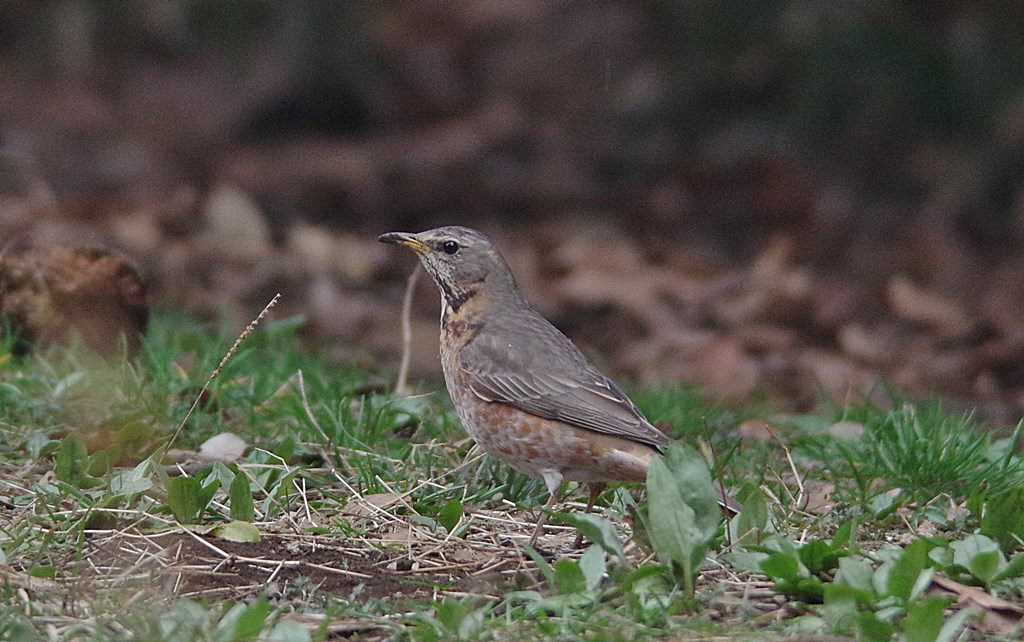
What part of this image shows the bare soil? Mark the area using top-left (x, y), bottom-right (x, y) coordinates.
top-left (85, 530), bottom-right (482, 602)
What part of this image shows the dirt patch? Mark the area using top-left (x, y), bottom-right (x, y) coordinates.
top-left (85, 530), bottom-right (471, 602)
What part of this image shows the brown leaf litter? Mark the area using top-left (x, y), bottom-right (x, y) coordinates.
top-left (0, 244), bottom-right (149, 356)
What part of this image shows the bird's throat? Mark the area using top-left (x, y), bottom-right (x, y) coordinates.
top-left (439, 280), bottom-right (473, 312)
top-left (440, 284), bottom-right (487, 331)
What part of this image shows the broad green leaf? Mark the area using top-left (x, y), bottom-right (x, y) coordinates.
top-left (876, 605), bottom-right (904, 623)
top-left (929, 546), bottom-right (953, 568)
top-left (30, 566), bottom-right (55, 578)
top-left (832, 519), bottom-right (857, 549)
top-left (200, 476), bottom-right (220, 513)
top-left (435, 599), bottom-right (467, 633)
top-left (234, 600), bottom-right (273, 642)
top-left (856, 612), bottom-right (895, 642)
top-left (274, 435), bottom-right (297, 463)
top-left (229, 472), bottom-right (255, 522)
top-left (761, 534), bottom-right (800, 557)
top-left (646, 444), bottom-right (719, 595)
top-left (910, 568), bottom-right (936, 602)
top-left (800, 539), bottom-right (840, 574)
top-left (55, 435), bottom-right (89, 487)
top-left (761, 552), bottom-right (801, 582)
top-left (934, 606), bottom-right (973, 642)
top-left (725, 550), bottom-right (768, 574)
top-left (110, 458), bottom-right (154, 496)
top-left (822, 583), bottom-right (858, 635)
top-left (167, 476), bottom-right (207, 524)
top-left (993, 553), bottom-right (1024, 581)
top-left (903, 597), bottom-right (949, 642)
top-left (213, 520), bottom-right (261, 543)
top-left (929, 508), bottom-right (955, 532)
top-left (968, 551), bottom-right (1002, 585)
top-left (260, 468), bottom-right (299, 518)
top-left (88, 450), bottom-right (111, 477)
top-left (522, 546), bottom-right (555, 584)
top-left (887, 539), bottom-right (928, 601)
top-left (553, 559), bottom-right (587, 595)
top-left (647, 458), bottom-right (700, 587)
top-left (792, 576), bottom-right (826, 602)
top-left (662, 444), bottom-right (720, 540)
top-left (837, 557), bottom-right (875, 595)
top-left (159, 599), bottom-right (209, 641)
top-left (578, 546), bottom-right (606, 592)
top-left (951, 535), bottom-right (1004, 584)
top-left (211, 462), bottom-right (236, 491)
top-left (555, 513), bottom-right (626, 561)
top-left (437, 500), bottom-right (463, 534)
top-left (622, 565), bottom-right (672, 614)
top-left (980, 487), bottom-right (1024, 552)
top-left (621, 564), bottom-right (668, 591)
top-left (411, 621), bottom-right (441, 642)
top-left (734, 482), bottom-right (768, 545)
top-left (214, 598), bottom-right (271, 642)
top-left (870, 492), bottom-right (899, 519)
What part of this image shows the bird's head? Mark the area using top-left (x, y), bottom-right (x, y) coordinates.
top-left (378, 226), bottom-right (520, 310)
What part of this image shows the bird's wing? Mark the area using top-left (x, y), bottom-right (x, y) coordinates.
top-left (458, 313), bottom-right (669, 450)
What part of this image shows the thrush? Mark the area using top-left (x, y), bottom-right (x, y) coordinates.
top-left (379, 226), bottom-right (670, 545)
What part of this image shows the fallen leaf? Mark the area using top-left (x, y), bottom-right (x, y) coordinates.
top-left (201, 183), bottom-right (271, 259)
top-left (801, 481), bottom-right (835, 515)
top-left (888, 275), bottom-right (973, 336)
top-left (929, 574), bottom-right (1023, 635)
top-left (797, 349), bottom-right (876, 405)
top-left (447, 546), bottom-right (493, 565)
top-left (693, 337), bottom-right (760, 399)
top-left (198, 432), bottom-right (248, 462)
top-left (213, 520), bottom-right (262, 543)
top-left (837, 323), bottom-right (893, 364)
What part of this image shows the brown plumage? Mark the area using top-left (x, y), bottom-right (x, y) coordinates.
top-left (380, 226), bottom-right (668, 544)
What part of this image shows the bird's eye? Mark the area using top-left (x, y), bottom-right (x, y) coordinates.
top-left (441, 240), bottom-right (460, 255)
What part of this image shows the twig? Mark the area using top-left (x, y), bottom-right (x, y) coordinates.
top-left (394, 264), bottom-right (421, 395)
top-left (766, 426), bottom-right (805, 514)
top-left (160, 293), bottom-right (281, 456)
top-left (296, 370), bottom-right (329, 443)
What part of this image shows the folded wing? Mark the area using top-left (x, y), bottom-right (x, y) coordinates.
top-left (458, 312), bottom-right (669, 450)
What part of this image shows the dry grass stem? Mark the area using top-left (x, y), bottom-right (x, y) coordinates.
top-left (394, 263), bottom-right (421, 396)
top-left (161, 293), bottom-right (281, 455)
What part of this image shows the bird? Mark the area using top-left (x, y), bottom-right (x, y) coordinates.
top-left (379, 226), bottom-right (671, 546)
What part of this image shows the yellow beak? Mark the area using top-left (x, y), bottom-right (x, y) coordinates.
top-left (377, 232), bottom-right (431, 254)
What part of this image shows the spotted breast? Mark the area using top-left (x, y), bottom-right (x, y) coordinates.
top-left (440, 300), bottom-right (655, 484)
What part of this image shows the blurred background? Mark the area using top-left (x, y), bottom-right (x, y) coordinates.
top-left (2, 1), bottom-right (1024, 422)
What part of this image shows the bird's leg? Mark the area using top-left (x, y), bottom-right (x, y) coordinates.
top-left (573, 482), bottom-right (607, 548)
top-left (584, 482), bottom-right (607, 513)
top-left (530, 471), bottom-right (564, 546)
top-left (529, 490), bottom-right (561, 546)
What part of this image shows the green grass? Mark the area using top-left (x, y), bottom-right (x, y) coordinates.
top-left (0, 313), bottom-right (1021, 641)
